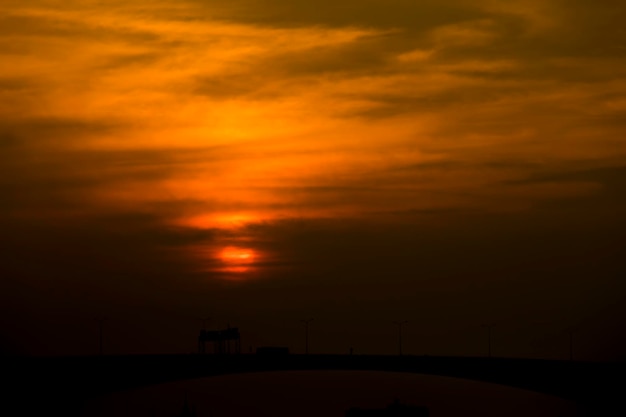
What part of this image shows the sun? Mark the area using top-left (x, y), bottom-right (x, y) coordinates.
top-left (220, 247), bottom-right (255, 262)
top-left (218, 246), bottom-right (257, 273)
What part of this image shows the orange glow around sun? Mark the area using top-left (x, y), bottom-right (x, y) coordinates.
top-left (181, 212), bottom-right (264, 230)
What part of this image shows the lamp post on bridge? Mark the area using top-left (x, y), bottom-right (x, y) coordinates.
top-left (195, 317), bottom-right (213, 354)
top-left (300, 318), bottom-right (313, 354)
top-left (393, 321), bottom-right (408, 356)
top-left (566, 327), bottom-right (576, 361)
top-left (198, 317), bottom-right (211, 330)
top-left (95, 317), bottom-right (107, 356)
top-left (481, 324), bottom-right (494, 358)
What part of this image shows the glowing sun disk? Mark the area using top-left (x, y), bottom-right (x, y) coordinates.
top-left (219, 247), bottom-right (256, 265)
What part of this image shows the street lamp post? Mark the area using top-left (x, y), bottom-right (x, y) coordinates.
top-left (566, 328), bottom-right (575, 361)
top-left (95, 318), bottom-right (107, 356)
top-left (481, 325), bottom-right (494, 358)
top-left (393, 321), bottom-right (408, 356)
top-left (199, 317), bottom-right (211, 330)
top-left (300, 318), bottom-right (313, 354)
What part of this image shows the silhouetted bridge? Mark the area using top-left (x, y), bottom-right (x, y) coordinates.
top-left (3, 354), bottom-right (625, 415)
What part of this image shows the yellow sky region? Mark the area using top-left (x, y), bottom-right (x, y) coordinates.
top-left (2, 6), bottom-right (379, 133)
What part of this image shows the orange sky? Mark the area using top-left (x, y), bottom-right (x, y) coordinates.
top-left (1, 0), bottom-right (626, 358)
top-left (3, 0), bottom-right (626, 279)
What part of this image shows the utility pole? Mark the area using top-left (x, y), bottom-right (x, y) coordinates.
top-left (300, 318), bottom-right (313, 354)
top-left (95, 317), bottom-right (107, 356)
top-left (481, 325), bottom-right (494, 358)
top-left (567, 328), bottom-right (575, 361)
top-left (197, 317), bottom-right (211, 355)
top-left (393, 321), bottom-right (408, 356)
top-left (199, 317), bottom-right (211, 330)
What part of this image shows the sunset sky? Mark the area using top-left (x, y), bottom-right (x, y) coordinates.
top-left (1, 0), bottom-right (625, 359)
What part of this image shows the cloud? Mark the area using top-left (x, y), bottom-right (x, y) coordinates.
top-left (191, 0), bottom-right (482, 29)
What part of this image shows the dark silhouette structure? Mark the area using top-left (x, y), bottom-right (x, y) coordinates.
top-left (300, 318), bottom-right (313, 354)
top-left (3, 354), bottom-right (624, 417)
top-left (393, 321), bottom-right (408, 356)
top-left (346, 399), bottom-right (429, 417)
top-left (177, 393), bottom-right (197, 417)
top-left (95, 317), bottom-right (107, 356)
top-left (256, 346), bottom-right (290, 355)
top-left (198, 327), bottom-right (240, 354)
top-left (481, 324), bottom-right (495, 358)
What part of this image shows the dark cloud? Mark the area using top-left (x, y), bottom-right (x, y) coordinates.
top-left (504, 164), bottom-right (626, 208)
top-left (192, 0), bottom-right (626, 64)
top-left (506, 164), bottom-right (626, 186)
top-left (195, 0), bottom-right (482, 29)
top-left (0, 144), bottom-right (234, 218)
top-left (0, 209), bottom-right (218, 301)
top-left (0, 117), bottom-right (131, 148)
top-left (94, 52), bottom-right (165, 71)
top-left (191, 32), bottom-right (399, 100)
top-left (0, 12), bottom-right (162, 47)
top-left (0, 76), bottom-right (37, 92)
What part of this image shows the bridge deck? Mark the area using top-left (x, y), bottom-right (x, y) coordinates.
top-left (2, 354), bottom-right (624, 415)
